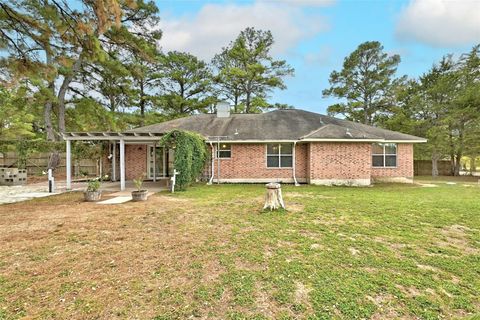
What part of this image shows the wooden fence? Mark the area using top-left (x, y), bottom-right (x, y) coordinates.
top-left (0, 152), bottom-right (98, 176)
top-left (414, 160), bottom-right (452, 176)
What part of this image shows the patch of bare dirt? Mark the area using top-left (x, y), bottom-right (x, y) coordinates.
top-left (234, 258), bottom-right (265, 271)
top-left (294, 281), bottom-right (313, 313)
top-left (417, 264), bottom-right (439, 272)
top-left (287, 192), bottom-right (335, 200)
top-left (254, 283), bottom-right (278, 318)
top-left (367, 293), bottom-right (407, 320)
top-left (348, 247), bottom-right (360, 256)
top-left (395, 284), bottom-right (422, 298)
top-left (286, 202), bottom-right (305, 213)
top-left (372, 236), bottom-right (407, 258)
top-left (437, 224), bottom-right (479, 254)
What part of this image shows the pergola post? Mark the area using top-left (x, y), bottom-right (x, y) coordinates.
top-left (153, 142), bottom-right (156, 182)
top-left (112, 142), bottom-right (116, 182)
top-left (120, 138), bottom-right (125, 191)
top-left (66, 139), bottom-right (72, 190)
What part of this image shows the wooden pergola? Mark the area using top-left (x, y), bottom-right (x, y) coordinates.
top-left (62, 132), bottom-right (163, 191)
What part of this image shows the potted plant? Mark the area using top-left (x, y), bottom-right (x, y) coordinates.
top-left (84, 179), bottom-right (101, 202)
top-left (132, 174), bottom-right (148, 201)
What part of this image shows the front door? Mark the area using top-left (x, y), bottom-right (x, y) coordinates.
top-left (147, 146), bottom-right (166, 179)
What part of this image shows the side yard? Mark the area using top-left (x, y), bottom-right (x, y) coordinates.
top-left (0, 183), bottom-right (479, 319)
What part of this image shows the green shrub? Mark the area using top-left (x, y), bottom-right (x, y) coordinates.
top-left (86, 179), bottom-right (101, 192)
top-left (133, 174), bottom-right (146, 191)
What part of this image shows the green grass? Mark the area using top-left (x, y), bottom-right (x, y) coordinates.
top-left (164, 182), bottom-right (480, 319)
top-left (0, 182), bottom-right (479, 319)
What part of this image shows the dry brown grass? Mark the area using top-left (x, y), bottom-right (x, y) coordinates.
top-left (0, 193), bottom-right (234, 319)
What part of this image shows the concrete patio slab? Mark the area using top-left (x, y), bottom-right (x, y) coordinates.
top-left (0, 180), bottom-right (166, 205)
top-left (98, 196), bottom-right (132, 204)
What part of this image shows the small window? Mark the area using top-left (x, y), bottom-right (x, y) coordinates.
top-left (267, 143), bottom-right (293, 168)
top-left (216, 143), bottom-right (231, 158)
top-left (372, 143), bottom-right (397, 167)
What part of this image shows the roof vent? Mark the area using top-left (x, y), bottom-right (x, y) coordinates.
top-left (216, 101), bottom-right (231, 118)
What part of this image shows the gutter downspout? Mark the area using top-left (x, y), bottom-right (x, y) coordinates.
top-left (208, 142), bottom-right (214, 185)
top-left (293, 141), bottom-right (300, 186)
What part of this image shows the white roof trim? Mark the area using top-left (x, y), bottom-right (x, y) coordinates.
top-left (300, 138), bottom-right (384, 142)
top-left (209, 138), bottom-right (427, 143)
top-left (383, 139), bottom-right (427, 143)
top-left (205, 139), bottom-right (298, 143)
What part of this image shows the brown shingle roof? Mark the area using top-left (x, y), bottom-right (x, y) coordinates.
top-left (128, 109), bottom-right (426, 142)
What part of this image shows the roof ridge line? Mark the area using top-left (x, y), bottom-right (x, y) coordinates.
top-left (300, 124), bottom-right (334, 139)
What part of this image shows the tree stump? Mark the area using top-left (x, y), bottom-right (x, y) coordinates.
top-left (263, 183), bottom-right (285, 211)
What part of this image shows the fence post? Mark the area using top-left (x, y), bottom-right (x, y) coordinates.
top-left (66, 140), bottom-right (71, 190)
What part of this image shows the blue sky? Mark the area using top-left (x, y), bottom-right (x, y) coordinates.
top-left (155, 0), bottom-right (480, 114)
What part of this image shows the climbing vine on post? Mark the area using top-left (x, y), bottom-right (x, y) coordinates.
top-left (159, 130), bottom-right (207, 191)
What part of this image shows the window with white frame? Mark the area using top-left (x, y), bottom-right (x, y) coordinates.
top-left (267, 143), bottom-right (293, 168)
top-left (216, 143), bottom-right (231, 158)
top-left (372, 143), bottom-right (397, 167)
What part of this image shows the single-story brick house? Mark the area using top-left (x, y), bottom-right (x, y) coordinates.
top-left (63, 107), bottom-right (426, 190)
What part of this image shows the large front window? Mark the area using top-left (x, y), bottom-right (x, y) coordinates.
top-left (267, 143), bottom-right (293, 168)
top-left (372, 143), bottom-right (397, 167)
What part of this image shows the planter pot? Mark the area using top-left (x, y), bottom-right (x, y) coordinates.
top-left (84, 190), bottom-right (101, 202)
top-left (132, 190), bottom-right (148, 201)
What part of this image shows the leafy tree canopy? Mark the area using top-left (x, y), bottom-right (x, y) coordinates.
top-left (323, 41), bottom-right (401, 125)
top-left (212, 27), bottom-right (294, 113)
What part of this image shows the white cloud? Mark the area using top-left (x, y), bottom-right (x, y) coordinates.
top-left (158, 1), bottom-right (330, 60)
top-left (257, 0), bottom-right (335, 7)
top-left (396, 0), bottom-right (480, 47)
top-left (304, 45), bottom-right (333, 66)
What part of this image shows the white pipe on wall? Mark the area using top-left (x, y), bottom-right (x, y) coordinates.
top-left (293, 141), bottom-right (299, 186)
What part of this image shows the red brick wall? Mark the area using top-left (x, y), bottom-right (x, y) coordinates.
top-left (125, 144), bottom-right (147, 180)
top-left (211, 143), bottom-right (308, 182)
top-left (295, 143), bottom-right (308, 179)
top-left (124, 142), bottom-right (414, 183)
top-left (371, 143), bottom-right (414, 179)
top-left (308, 142), bottom-right (372, 183)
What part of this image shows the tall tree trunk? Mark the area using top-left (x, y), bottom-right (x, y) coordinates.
top-left (454, 126), bottom-right (465, 176)
top-left (245, 90), bottom-right (251, 113)
top-left (109, 95), bottom-right (116, 113)
top-left (234, 94), bottom-right (239, 113)
top-left (57, 56), bottom-right (83, 136)
top-left (44, 99), bottom-right (55, 141)
top-left (448, 131), bottom-right (456, 176)
top-left (431, 150), bottom-right (439, 177)
top-left (44, 52), bottom-right (56, 141)
top-left (470, 156), bottom-right (476, 175)
top-left (454, 154), bottom-right (462, 176)
top-left (363, 96), bottom-right (369, 125)
top-left (139, 81), bottom-right (145, 126)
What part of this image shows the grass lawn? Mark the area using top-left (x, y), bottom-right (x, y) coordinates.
top-left (0, 182), bottom-right (479, 319)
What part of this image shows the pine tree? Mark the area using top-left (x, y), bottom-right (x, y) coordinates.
top-left (323, 41), bottom-right (401, 125)
top-left (213, 27), bottom-right (294, 113)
